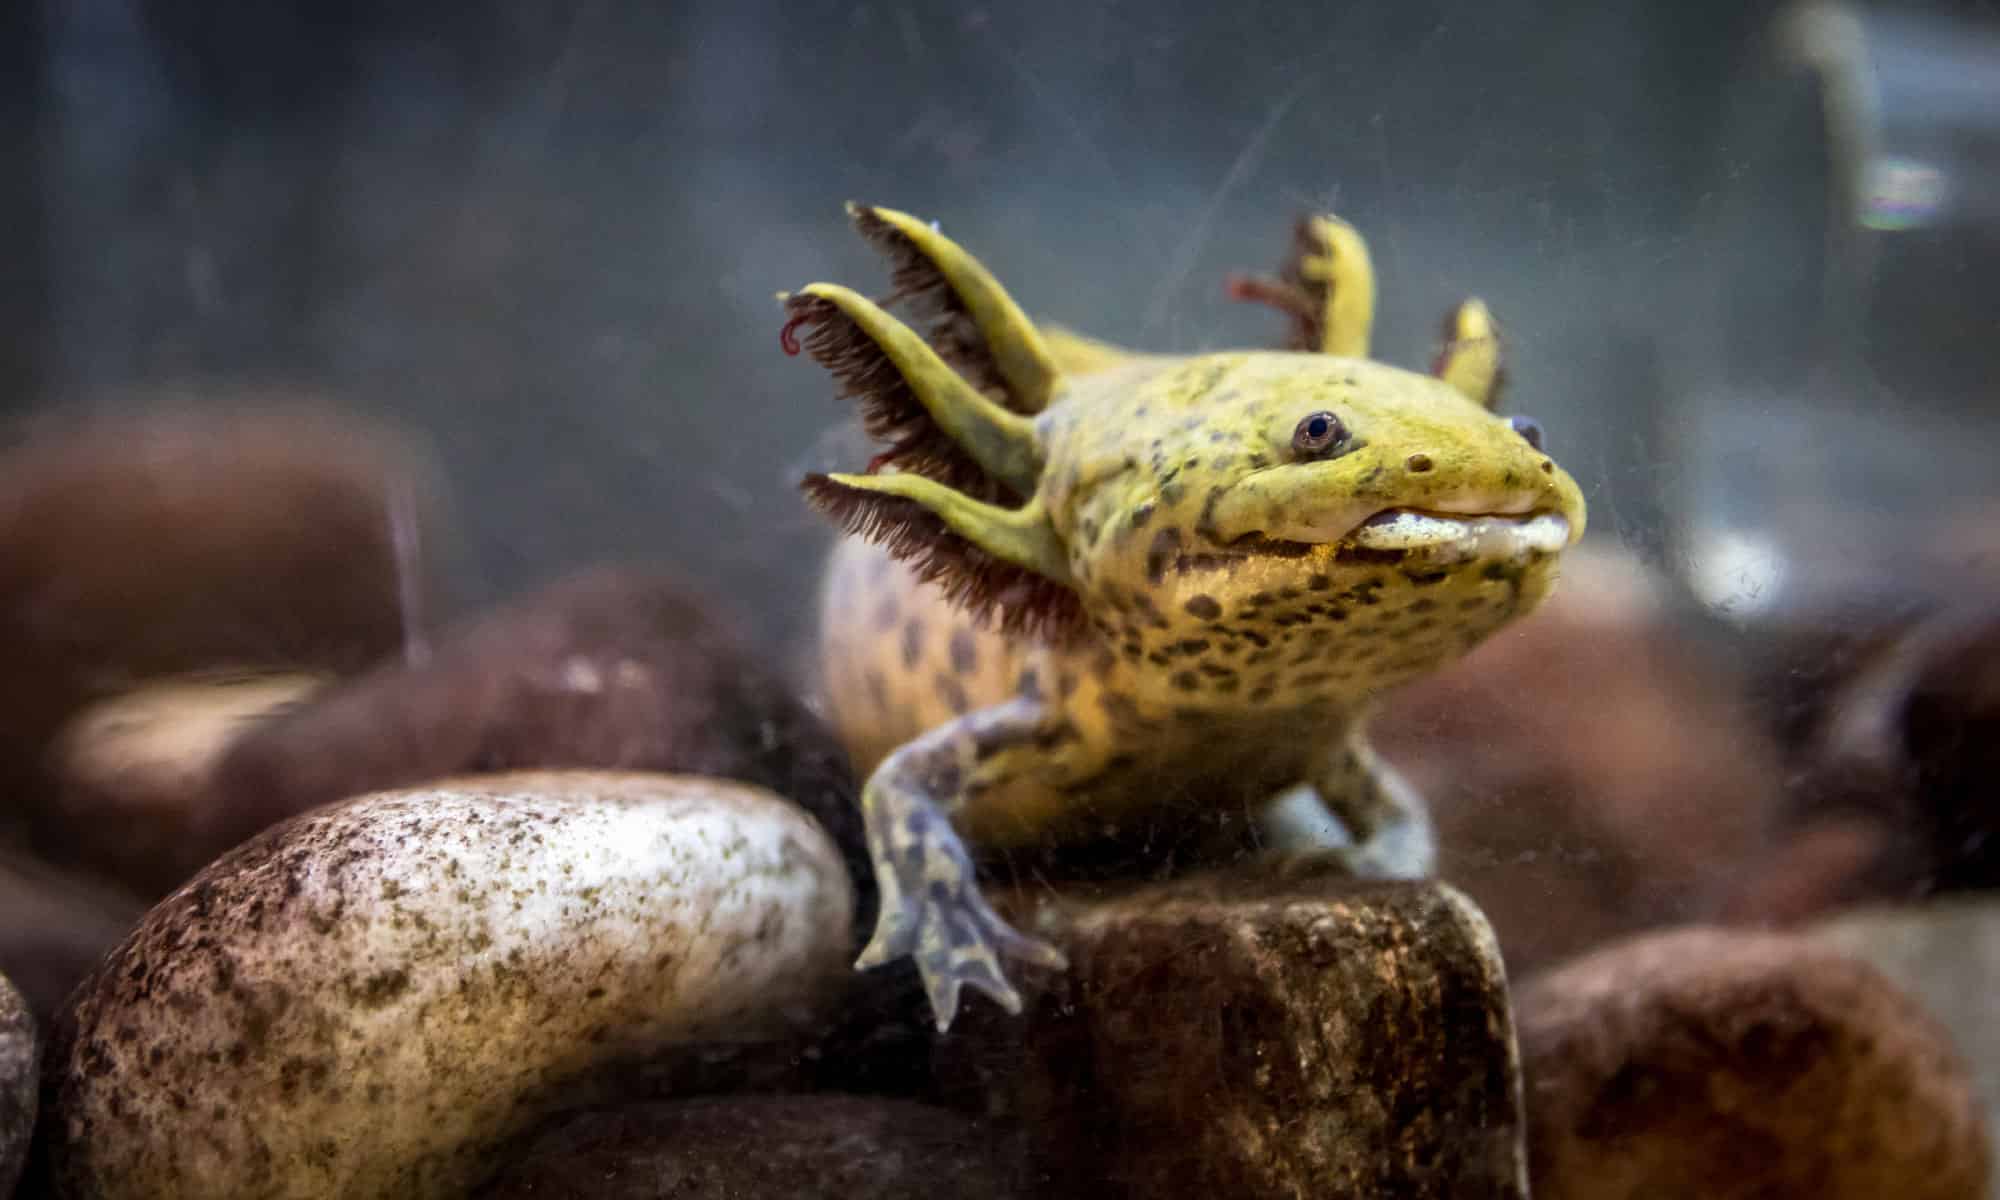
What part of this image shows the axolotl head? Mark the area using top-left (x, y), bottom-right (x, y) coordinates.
top-left (1038, 349), bottom-right (1585, 708)
top-left (787, 203), bottom-right (1586, 710)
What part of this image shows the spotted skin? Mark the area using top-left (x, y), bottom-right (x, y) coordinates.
top-left (797, 206), bottom-right (1587, 1030)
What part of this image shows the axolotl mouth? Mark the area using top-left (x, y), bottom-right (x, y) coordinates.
top-left (1341, 508), bottom-right (1572, 563)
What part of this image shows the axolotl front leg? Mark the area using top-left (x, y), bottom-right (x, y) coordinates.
top-left (1258, 730), bottom-right (1439, 880)
top-left (854, 697), bottom-right (1069, 1030)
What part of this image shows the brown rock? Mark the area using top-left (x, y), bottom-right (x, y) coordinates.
top-left (1372, 545), bottom-right (1786, 973)
top-left (0, 849), bottom-right (145, 1024)
top-left (47, 671), bottom-right (326, 894)
top-left (0, 968), bottom-right (33, 1198)
top-left (1517, 926), bottom-right (1990, 1200)
top-left (478, 1095), bottom-right (1024, 1199)
top-left (1808, 899), bottom-right (2000, 1199)
top-left (948, 874), bottom-right (1525, 1199)
top-left (0, 400), bottom-right (448, 849)
top-left (211, 565), bottom-right (871, 934)
top-left (1797, 605), bottom-right (2000, 896)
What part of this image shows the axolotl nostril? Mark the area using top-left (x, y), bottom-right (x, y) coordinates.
top-left (784, 204), bottom-right (1587, 1031)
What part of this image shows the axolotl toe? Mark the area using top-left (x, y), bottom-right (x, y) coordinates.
top-left (784, 205), bottom-right (1586, 1030)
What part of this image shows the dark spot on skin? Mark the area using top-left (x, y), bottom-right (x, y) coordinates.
top-left (1248, 591), bottom-right (1274, 607)
top-left (1159, 482), bottom-right (1184, 507)
top-left (1307, 574), bottom-right (1331, 591)
top-left (1177, 638), bottom-right (1211, 656)
top-left (1185, 595), bottom-right (1221, 620)
top-left (1017, 668), bottom-right (1042, 701)
top-left (1101, 692), bottom-right (1142, 724)
top-left (1198, 662), bottom-right (1235, 680)
top-left (1146, 527), bottom-right (1183, 584)
top-left (1197, 486), bottom-right (1227, 537)
top-left (901, 620), bottom-right (925, 669)
top-left (1409, 598), bottom-right (1437, 614)
top-left (1240, 630), bottom-right (1270, 649)
top-left (1405, 453), bottom-right (1434, 473)
top-left (1171, 670), bottom-right (1201, 692)
top-left (948, 628), bottom-right (979, 674)
top-left (1032, 721), bottom-right (1079, 750)
top-left (935, 674), bottom-right (970, 714)
top-left (1131, 501), bottom-right (1156, 530)
top-left (1407, 570), bottom-right (1451, 586)
top-left (1248, 685), bottom-right (1274, 704)
top-left (1541, 460), bottom-right (1555, 474)
top-left (1247, 453), bottom-right (1269, 469)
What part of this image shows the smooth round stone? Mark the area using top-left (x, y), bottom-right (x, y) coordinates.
top-left (0, 970), bottom-right (34, 1198)
top-left (41, 770), bottom-right (855, 1200)
top-left (51, 670), bottom-right (327, 893)
top-left (1518, 926), bottom-right (1989, 1200)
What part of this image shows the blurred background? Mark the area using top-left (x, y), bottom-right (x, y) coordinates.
top-left (2, 2), bottom-right (2000, 1191)
top-left (5, 0), bottom-right (1930, 645)
top-left (1, 0), bottom-right (1996, 983)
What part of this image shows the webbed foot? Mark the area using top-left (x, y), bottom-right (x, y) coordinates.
top-left (856, 795), bottom-right (1067, 1031)
top-left (1257, 751), bottom-right (1439, 881)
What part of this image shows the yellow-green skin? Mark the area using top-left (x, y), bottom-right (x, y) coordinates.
top-left (796, 207), bottom-right (1587, 1031)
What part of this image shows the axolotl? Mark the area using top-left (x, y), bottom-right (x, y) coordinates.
top-left (782, 205), bottom-right (1585, 1030)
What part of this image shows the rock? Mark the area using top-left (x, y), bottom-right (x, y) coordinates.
top-left (212, 565), bottom-right (872, 936)
top-left (48, 671), bottom-right (327, 895)
top-left (478, 1094), bottom-right (1023, 1199)
top-left (1794, 605), bottom-right (2000, 897)
top-left (1716, 814), bottom-right (1909, 927)
top-left (0, 400), bottom-right (448, 850)
top-left (1517, 926), bottom-right (1990, 1200)
top-left (1808, 899), bottom-right (2000, 1199)
top-left (37, 770), bottom-right (855, 1200)
top-left (0, 970), bottom-right (34, 1198)
top-left (946, 874), bottom-right (1525, 1199)
top-left (0, 849), bottom-right (145, 1024)
top-left (1372, 545), bottom-right (1786, 974)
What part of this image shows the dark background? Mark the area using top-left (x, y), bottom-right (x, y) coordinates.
top-left (3, 0), bottom-right (1990, 651)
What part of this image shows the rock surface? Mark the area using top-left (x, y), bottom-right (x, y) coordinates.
top-left (0, 970), bottom-right (34, 1199)
top-left (0, 849), bottom-right (145, 1025)
top-left (1808, 899), bottom-right (2000, 1199)
top-left (0, 401), bottom-right (447, 848)
top-left (478, 1094), bottom-right (1023, 1199)
top-left (212, 565), bottom-right (872, 936)
top-left (946, 874), bottom-right (1525, 1199)
top-left (37, 770), bottom-right (855, 1200)
top-left (1517, 926), bottom-right (1990, 1200)
top-left (49, 671), bottom-right (327, 895)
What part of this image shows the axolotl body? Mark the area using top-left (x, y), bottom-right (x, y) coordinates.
top-left (784, 205), bottom-right (1586, 1030)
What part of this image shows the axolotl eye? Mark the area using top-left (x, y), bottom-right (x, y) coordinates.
top-left (1508, 415), bottom-right (1545, 451)
top-left (1291, 410), bottom-right (1349, 458)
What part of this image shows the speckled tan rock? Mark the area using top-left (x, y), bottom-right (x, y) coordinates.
top-left (38, 770), bottom-right (855, 1200)
top-left (478, 1095), bottom-right (1024, 1199)
top-left (946, 874), bottom-right (1526, 1199)
top-left (1518, 926), bottom-right (1990, 1200)
top-left (0, 970), bottom-right (34, 1198)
